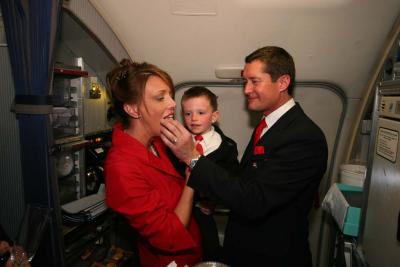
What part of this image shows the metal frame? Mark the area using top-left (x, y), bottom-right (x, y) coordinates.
top-left (356, 80), bottom-right (400, 266)
top-left (175, 80), bottom-right (347, 267)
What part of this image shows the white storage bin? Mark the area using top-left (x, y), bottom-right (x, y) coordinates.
top-left (339, 164), bottom-right (366, 187)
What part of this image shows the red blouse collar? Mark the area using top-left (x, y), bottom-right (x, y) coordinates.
top-left (111, 124), bottom-right (182, 179)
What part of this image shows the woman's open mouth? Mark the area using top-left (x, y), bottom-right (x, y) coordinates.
top-left (163, 114), bottom-right (174, 120)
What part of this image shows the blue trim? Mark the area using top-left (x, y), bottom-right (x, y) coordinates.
top-left (343, 207), bottom-right (361, 237)
top-left (15, 94), bottom-right (53, 105)
top-left (337, 183), bottom-right (363, 193)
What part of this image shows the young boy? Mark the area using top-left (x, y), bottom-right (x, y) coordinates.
top-left (181, 86), bottom-right (239, 261)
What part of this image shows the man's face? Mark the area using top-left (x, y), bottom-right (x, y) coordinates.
top-left (242, 60), bottom-right (285, 115)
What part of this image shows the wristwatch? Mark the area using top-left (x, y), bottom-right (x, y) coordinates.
top-left (189, 155), bottom-right (201, 170)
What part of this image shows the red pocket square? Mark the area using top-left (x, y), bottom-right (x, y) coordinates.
top-left (254, 145), bottom-right (265, 155)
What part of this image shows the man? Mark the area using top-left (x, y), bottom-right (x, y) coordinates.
top-left (161, 46), bottom-right (328, 267)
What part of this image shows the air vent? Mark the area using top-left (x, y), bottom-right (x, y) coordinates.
top-left (170, 0), bottom-right (217, 16)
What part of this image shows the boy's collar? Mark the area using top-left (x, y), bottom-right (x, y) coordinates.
top-left (193, 125), bottom-right (214, 139)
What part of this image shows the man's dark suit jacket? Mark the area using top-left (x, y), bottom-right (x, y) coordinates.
top-left (187, 103), bottom-right (328, 267)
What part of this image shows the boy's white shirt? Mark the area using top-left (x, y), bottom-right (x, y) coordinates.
top-left (192, 125), bottom-right (222, 156)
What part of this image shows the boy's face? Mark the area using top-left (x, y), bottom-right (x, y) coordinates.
top-left (181, 95), bottom-right (219, 135)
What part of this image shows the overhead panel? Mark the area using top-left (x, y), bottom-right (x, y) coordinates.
top-left (170, 0), bottom-right (217, 16)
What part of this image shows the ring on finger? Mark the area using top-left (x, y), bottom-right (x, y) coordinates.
top-left (172, 138), bottom-right (178, 144)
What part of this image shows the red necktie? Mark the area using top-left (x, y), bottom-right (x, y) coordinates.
top-left (194, 135), bottom-right (204, 155)
top-left (253, 119), bottom-right (267, 149)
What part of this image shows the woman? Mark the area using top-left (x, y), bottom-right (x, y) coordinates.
top-left (105, 59), bottom-right (202, 267)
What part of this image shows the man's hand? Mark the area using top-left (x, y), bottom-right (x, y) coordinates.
top-left (160, 119), bottom-right (199, 165)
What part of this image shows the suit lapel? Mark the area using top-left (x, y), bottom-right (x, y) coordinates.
top-left (113, 126), bottom-right (183, 179)
top-left (240, 103), bottom-right (304, 165)
top-left (265, 103), bottom-right (303, 140)
top-left (206, 139), bottom-right (229, 162)
top-left (261, 104), bottom-right (302, 141)
top-left (240, 128), bottom-right (258, 166)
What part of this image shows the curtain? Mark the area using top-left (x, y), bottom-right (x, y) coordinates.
top-left (0, 0), bottom-right (63, 266)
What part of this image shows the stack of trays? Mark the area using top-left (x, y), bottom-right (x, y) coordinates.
top-left (340, 164), bottom-right (366, 187)
top-left (61, 193), bottom-right (107, 223)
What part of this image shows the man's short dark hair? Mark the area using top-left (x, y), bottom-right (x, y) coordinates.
top-left (181, 86), bottom-right (218, 111)
top-left (245, 46), bottom-right (296, 95)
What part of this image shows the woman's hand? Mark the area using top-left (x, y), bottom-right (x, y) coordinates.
top-left (160, 119), bottom-right (198, 165)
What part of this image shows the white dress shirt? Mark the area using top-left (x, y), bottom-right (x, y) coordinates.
top-left (260, 98), bottom-right (296, 137)
top-left (192, 126), bottom-right (222, 156)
